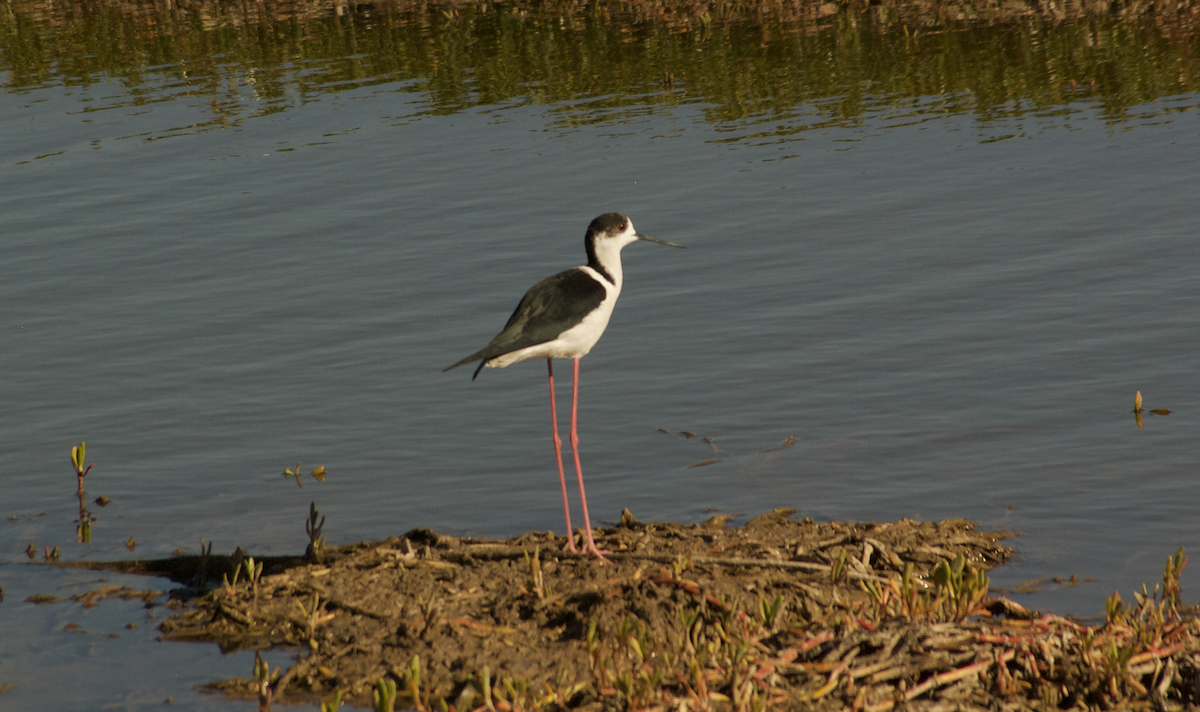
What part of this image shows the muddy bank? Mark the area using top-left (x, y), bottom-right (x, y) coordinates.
top-left (162, 509), bottom-right (1010, 704)
top-left (57, 508), bottom-right (1200, 710)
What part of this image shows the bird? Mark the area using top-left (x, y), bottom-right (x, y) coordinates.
top-left (444, 213), bottom-right (684, 561)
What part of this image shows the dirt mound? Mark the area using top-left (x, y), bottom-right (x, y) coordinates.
top-left (153, 508), bottom-right (1033, 708)
top-left (51, 507), bottom-right (1192, 710)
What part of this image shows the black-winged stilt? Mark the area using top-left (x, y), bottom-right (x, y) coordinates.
top-left (444, 213), bottom-right (684, 561)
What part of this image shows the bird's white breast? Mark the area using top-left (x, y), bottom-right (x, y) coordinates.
top-left (486, 265), bottom-right (621, 368)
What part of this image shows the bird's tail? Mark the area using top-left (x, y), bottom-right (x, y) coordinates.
top-left (443, 351), bottom-right (489, 380)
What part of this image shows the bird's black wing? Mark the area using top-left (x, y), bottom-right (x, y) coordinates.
top-left (443, 268), bottom-right (606, 376)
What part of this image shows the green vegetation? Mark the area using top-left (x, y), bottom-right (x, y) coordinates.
top-left (306, 501), bottom-right (327, 560)
top-left (254, 650), bottom-right (281, 711)
top-left (70, 442), bottom-right (93, 494)
top-left (283, 462), bottom-right (326, 488)
top-left (373, 677), bottom-right (398, 712)
top-left (321, 689), bottom-right (343, 712)
top-left (374, 547), bottom-right (1199, 711)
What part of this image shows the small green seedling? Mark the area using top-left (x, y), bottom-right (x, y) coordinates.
top-left (222, 566), bottom-right (241, 596)
top-left (402, 656), bottom-right (432, 712)
top-left (71, 442), bottom-right (94, 493)
top-left (1162, 546), bottom-right (1186, 607)
top-left (522, 548), bottom-right (548, 599)
top-left (415, 595), bottom-right (443, 637)
top-left (829, 547), bottom-right (849, 584)
top-left (1105, 590), bottom-right (1127, 623)
top-left (321, 690), bottom-right (342, 712)
top-left (194, 539), bottom-right (213, 591)
top-left (295, 594), bottom-right (325, 648)
top-left (283, 462), bottom-right (326, 488)
top-left (373, 677), bottom-right (398, 712)
top-left (254, 650), bottom-right (277, 711)
top-left (670, 553), bottom-right (692, 577)
top-left (931, 553), bottom-right (967, 597)
top-left (306, 502), bottom-right (326, 559)
top-left (758, 593), bottom-right (785, 630)
top-left (244, 555), bottom-right (264, 586)
top-left (75, 487), bottom-right (96, 543)
top-left (472, 666), bottom-right (495, 712)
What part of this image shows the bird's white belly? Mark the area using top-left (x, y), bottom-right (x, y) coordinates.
top-left (487, 295), bottom-right (618, 368)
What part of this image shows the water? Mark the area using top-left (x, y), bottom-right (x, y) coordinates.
top-left (3, 2), bottom-right (1200, 707)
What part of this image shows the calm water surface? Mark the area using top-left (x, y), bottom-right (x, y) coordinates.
top-left (2, 2), bottom-right (1200, 708)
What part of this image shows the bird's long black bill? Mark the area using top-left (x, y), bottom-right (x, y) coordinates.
top-left (637, 233), bottom-right (685, 248)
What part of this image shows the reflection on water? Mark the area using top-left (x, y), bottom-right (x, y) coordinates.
top-left (4, 0), bottom-right (1199, 151)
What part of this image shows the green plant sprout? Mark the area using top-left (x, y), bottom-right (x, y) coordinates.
top-left (829, 547), bottom-right (849, 584)
top-left (221, 565), bottom-right (241, 596)
top-left (373, 677), bottom-right (398, 712)
top-left (283, 462), bottom-right (326, 488)
top-left (194, 539), bottom-right (213, 591)
top-left (1162, 546), bottom-right (1186, 607)
top-left (253, 650), bottom-right (279, 711)
top-left (522, 548), bottom-right (548, 599)
top-left (320, 690), bottom-right (342, 712)
top-left (306, 502), bottom-right (326, 560)
top-left (75, 516), bottom-right (92, 544)
top-left (75, 483), bottom-right (95, 543)
top-left (415, 595), bottom-right (443, 639)
top-left (401, 656), bottom-right (433, 712)
top-left (295, 594), bottom-right (328, 649)
top-left (470, 666), bottom-right (496, 712)
top-left (244, 555), bottom-right (264, 587)
top-left (670, 553), bottom-right (692, 577)
top-left (221, 555), bottom-right (265, 596)
top-left (758, 592), bottom-right (785, 630)
top-left (71, 442), bottom-right (94, 493)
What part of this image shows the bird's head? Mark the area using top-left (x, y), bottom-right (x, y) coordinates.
top-left (586, 212), bottom-right (684, 251)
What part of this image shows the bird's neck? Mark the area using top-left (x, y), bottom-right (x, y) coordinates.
top-left (586, 238), bottom-right (625, 290)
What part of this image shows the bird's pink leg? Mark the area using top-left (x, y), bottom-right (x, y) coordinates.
top-left (548, 358), bottom-right (576, 553)
top-left (570, 358), bottom-right (611, 563)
